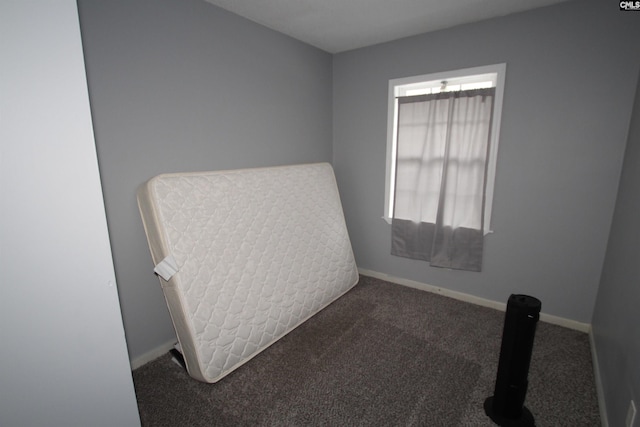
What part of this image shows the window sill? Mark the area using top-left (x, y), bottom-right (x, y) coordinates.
top-left (382, 216), bottom-right (493, 235)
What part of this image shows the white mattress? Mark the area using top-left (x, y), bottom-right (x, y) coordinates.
top-left (137, 163), bottom-right (359, 383)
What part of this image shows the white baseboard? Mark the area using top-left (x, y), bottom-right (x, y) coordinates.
top-left (589, 330), bottom-right (609, 427)
top-left (131, 271), bottom-right (591, 359)
top-left (130, 338), bottom-right (177, 370)
top-left (358, 268), bottom-right (591, 333)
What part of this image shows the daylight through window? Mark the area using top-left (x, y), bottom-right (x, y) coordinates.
top-left (384, 64), bottom-right (506, 234)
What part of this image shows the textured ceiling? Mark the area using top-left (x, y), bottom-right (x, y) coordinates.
top-left (204, 0), bottom-right (570, 53)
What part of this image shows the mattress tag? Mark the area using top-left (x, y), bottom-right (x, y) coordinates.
top-left (154, 255), bottom-right (179, 281)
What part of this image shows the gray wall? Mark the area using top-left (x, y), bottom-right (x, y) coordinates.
top-left (592, 69), bottom-right (640, 426)
top-left (333, 0), bottom-right (640, 323)
top-left (1, 1), bottom-right (140, 425)
top-left (77, 0), bottom-right (333, 362)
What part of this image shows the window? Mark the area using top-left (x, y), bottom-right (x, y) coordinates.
top-left (384, 64), bottom-right (506, 234)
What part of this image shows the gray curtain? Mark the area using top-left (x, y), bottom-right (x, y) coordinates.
top-left (391, 88), bottom-right (495, 272)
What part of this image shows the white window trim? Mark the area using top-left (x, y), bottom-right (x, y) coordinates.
top-left (383, 63), bottom-right (506, 235)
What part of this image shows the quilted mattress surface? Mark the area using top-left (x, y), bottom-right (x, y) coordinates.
top-left (137, 163), bottom-right (359, 382)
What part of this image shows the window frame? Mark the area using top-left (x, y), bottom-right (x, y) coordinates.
top-left (383, 63), bottom-right (506, 234)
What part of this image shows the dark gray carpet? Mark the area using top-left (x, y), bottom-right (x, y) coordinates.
top-left (133, 275), bottom-right (600, 426)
